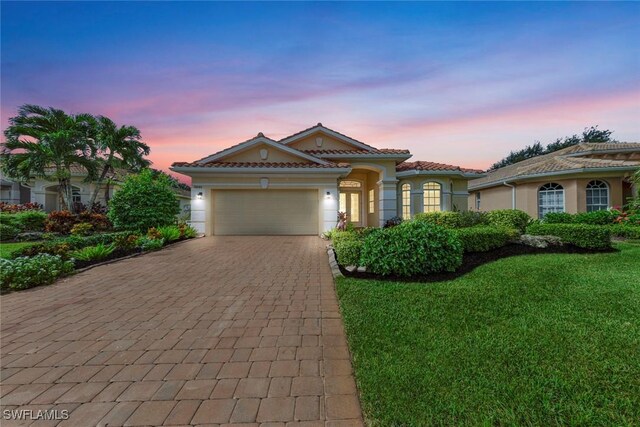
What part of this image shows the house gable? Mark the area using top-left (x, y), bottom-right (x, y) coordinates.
top-left (197, 134), bottom-right (329, 166)
top-left (280, 124), bottom-right (376, 152)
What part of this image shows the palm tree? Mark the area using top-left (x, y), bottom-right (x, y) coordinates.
top-left (87, 116), bottom-right (151, 209)
top-left (1, 104), bottom-right (97, 212)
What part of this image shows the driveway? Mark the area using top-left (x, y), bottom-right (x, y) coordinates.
top-left (0, 236), bottom-right (362, 426)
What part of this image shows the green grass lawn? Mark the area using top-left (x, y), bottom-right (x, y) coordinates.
top-left (0, 241), bottom-right (40, 259)
top-left (336, 242), bottom-right (640, 426)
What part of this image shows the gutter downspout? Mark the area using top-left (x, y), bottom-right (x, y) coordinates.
top-left (502, 181), bottom-right (516, 209)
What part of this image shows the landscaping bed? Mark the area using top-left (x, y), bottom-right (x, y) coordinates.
top-left (337, 243), bottom-right (614, 282)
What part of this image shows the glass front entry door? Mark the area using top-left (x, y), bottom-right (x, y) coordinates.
top-left (339, 191), bottom-right (361, 226)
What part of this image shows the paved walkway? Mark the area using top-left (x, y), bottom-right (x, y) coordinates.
top-left (1, 236), bottom-right (362, 426)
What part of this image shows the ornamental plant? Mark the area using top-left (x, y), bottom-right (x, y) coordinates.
top-left (486, 209), bottom-right (531, 233)
top-left (0, 254), bottom-right (74, 291)
top-left (70, 244), bottom-right (116, 262)
top-left (157, 225), bottom-right (181, 242)
top-left (70, 222), bottom-right (94, 236)
top-left (107, 169), bottom-right (180, 231)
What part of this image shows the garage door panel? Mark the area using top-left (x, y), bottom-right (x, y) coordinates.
top-left (214, 190), bottom-right (318, 235)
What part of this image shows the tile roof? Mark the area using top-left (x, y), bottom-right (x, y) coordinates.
top-left (171, 161), bottom-right (351, 169)
top-left (396, 161), bottom-right (484, 174)
top-left (302, 148), bottom-right (410, 155)
top-left (193, 133), bottom-right (277, 163)
top-left (469, 142), bottom-right (640, 189)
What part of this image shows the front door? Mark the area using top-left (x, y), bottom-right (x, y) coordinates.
top-left (339, 191), bottom-right (362, 227)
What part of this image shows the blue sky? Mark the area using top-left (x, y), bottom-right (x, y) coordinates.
top-left (2, 1), bottom-right (639, 176)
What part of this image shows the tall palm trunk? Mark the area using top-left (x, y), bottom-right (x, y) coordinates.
top-left (88, 162), bottom-right (111, 210)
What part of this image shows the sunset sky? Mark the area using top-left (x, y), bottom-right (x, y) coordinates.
top-left (2, 2), bottom-right (639, 183)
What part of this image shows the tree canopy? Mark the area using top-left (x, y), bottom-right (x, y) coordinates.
top-left (489, 126), bottom-right (615, 171)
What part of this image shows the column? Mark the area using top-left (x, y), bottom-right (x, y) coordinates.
top-left (378, 179), bottom-right (398, 227)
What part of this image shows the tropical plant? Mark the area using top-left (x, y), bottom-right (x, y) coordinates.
top-left (137, 236), bottom-right (165, 251)
top-left (1, 105), bottom-right (97, 213)
top-left (0, 254), bottom-right (74, 291)
top-left (87, 116), bottom-right (150, 209)
top-left (44, 210), bottom-right (78, 234)
top-left (70, 222), bottom-right (93, 236)
top-left (70, 243), bottom-right (115, 261)
top-left (0, 202), bottom-right (43, 213)
top-left (157, 225), bottom-right (181, 242)
top-left (107, 169), bottom-right (180, 231)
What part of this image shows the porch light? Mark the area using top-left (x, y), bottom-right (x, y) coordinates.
top-left (325, 191), bottom-right (332, 199)
top-left (196, 192), bottom-right (203, 200)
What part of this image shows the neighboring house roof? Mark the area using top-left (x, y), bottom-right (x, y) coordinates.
top-left (397, 161), bottom-right (484, 174)
top-left (469, 142), bottom-right (640, 190)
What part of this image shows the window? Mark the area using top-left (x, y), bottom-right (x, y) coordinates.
top-left (475, 192), bottom-right (481, 210)
top-left (538, 183), bottom-right (564, 218)
top-left (401, 183), bottom-right (411, 219)
top-left (368, 189), bottom-right (375, 214)
top-left (423, 182), bottom-right (441, 212)
top-left (339, 180), bottom-right (361, 188)
top-left (72, 187), bottom-right (81, 204)
top-left (586, 180), bottom-right (609, 212)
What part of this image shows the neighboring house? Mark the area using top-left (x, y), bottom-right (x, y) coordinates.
top-left (468, 142), bottom-right (640, 218)
top-left (171, 123), bottom-right (484, 236)
top-left (0, 168), bottom-right (192, 214)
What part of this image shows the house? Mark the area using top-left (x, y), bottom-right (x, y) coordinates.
top-left (0, 168), bottom-right (192, 214)
top-left (468, 142), bottom-right (640, 218)
top-left (170, 124), bottom-right (484, 236)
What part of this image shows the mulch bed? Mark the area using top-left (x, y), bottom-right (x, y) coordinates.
top-left (338, 244), bottom-right (617, 283)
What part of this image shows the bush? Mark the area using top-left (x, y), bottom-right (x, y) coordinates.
top-left (609, 224), bottom-right (640, 239)
top-left (70, 244), bottom-right (115, 262)
top-left (45, 210), bottom-right (78, 234)
top-left (157, 225), bottom-right (181, 242)
top-left (108, 169), bottom-right (180, 231)
top-left (0, 224), bottom-right (20, 242)
top-left (334, 239), bottom-right (363, 267)
top-left (71, 222), bottom-right (93, 236)
top-left (9, 231), bottom-right (132, 259)
top-left (543, 212), bottom-right (575, 224)
top-left (452, 226), bottom-right (514, 253)
top-left (137, 236), bottom-right (165, 251)
top-left (77, 211), bottom-right (112, 231)
top-left (0, 202), bottom-right (43, 213)
top-left (113, 232), bottom-right (140, 251)
top-left (12, 211), bottom-right (47, 231)
top-left (526, 223), bottom-right (611, 249)
top-left (178, 223), bottom-right (197, 238)
top-left (383, 216), bottom-right (403, 228)
top-left (0, 254), bottom-right (74, 291)
top-left (487, 209), bottom-right (531, 232)
top-left (360, 221), bottom-right (463, 276)
top-left (331, 230), bottom-right (359, 247)
top-left (15, 232), bottom-right (45, 242)
top-left (415, 212), bottom-right (463, 228)
top-left (574, 210), bottom-right (618, 225)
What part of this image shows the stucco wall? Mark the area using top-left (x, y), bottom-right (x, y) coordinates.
top-left (223, 143), bottom-right (313, 163)
top-left (287, 132), bottom-right (357, 151)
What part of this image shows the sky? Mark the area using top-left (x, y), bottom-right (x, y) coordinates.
top-left (2, 1), bottom-right (639, 183)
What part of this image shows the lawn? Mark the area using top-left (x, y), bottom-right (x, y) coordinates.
top-left (0, 241), bottom-right (40, 259)
top-left (336, 242), bottom-right (640, 426)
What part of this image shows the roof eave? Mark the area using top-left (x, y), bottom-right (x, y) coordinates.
top-left (396, 170), bottom-right (486, 178)
top-left (170, 166), bottom-right (353, 175)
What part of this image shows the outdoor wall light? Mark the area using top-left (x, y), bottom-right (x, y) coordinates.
top-left (325, 191), bottom-right (332, 199)
top-left (196, 192), bottom-right (203, 200)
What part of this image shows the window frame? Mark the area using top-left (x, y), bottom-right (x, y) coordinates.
top-left (368, 189), bottom-right (375, 214)
top-left (538, 182), bottom-right (565, 218)
top-left (401, 183), bottom-right (411, 219)
top-left (422, 181), bottom-right (442, 213)
top-left (475, 192), bottom-right (481, 210)
top-left (586, 180), bottom-right (609, 212)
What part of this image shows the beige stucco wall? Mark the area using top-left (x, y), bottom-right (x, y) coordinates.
top-left (469, 173), bottom-right (632, 218)
top-left (222, 143), bottom-right (312, 163)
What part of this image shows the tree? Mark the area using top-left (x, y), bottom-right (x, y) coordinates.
top-left (107, 169), bottom-right (180, 231)
top-left (1, 105), bottom-right (96, 212)
top-left (87, 116), bottom-right (151, 209)
top-left (150, 168), bottom-right (191, 192)
top-left (489, 126), bottom-right (615, 171)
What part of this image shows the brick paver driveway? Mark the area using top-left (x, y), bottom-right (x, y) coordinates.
top-left (1, 236), bottom-right (362, 426)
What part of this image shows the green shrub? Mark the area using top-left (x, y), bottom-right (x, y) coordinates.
top-left (609, 224), bottom-right (640, 239)
top-left (13, 211), bottom-right (47, 231)
top-left (414, 211), bottom-right (464, 228)
top-left (487, 209), bottom-right (531, 232)
top-left (0, 224), bottom-right (20, 241)
top-left (526, 223), bottom-right (611, 249)
top-left (15, 232), bottom-right (45, 242)
top-left (71, 222), bottom-right (93, 236)
top-left (574, 210), bottom-right (618, 225)
top-left (113, 232), bottom-right (140, 250)
top-left (543, 212), bottom-right (574, 224)
top-left (180, 224), bottom-right (197, 238)
top-left (70, 244), bottom-right (116, 262)
top-left (0, 254), bottom-right (74, 291)
top-left (108, 169), bottom-right (180, 231)
top-left (334, 239), bottom-right (363, 267)
top-left (360, 221), bottom-right (463, 277)
top-left (137, 236), bottom-right (165, 251)
top-left (452, 226), bottom-right (514, 253)
top-left (331, 230), bottom-right (359, 247)
top-left (157, 225), bottom-right (181, 242)
top-left (9, 232), bottom-right (132, 259)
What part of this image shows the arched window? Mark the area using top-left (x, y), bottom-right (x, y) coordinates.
top-left (538, 183), bottom-right (564, 218)
top-left (401, 183), bottom-right (411, 219)
top-left (423, 182), bottom-right (441, 212)
top-left (586, 180), bottom-right (609, 212)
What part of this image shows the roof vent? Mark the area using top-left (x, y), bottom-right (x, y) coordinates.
top-left (317, 122), bottom-right (322, 127)
top-left (257, 132), bottom-right (264, 137)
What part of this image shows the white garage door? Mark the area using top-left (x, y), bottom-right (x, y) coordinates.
top-left (213, 189), bottom-right (319, 235)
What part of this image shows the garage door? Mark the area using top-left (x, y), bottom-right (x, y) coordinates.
top-left (213, 189), bottom-right (319, 235)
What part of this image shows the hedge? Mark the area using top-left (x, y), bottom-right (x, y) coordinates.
top-left (609, 224), bottom-right (640, 239)
top-left (334, 239), bottom-right (363, 267)
top-left (486, 209), bottom-right (531, 232)
top-left (452, 226), bottom-right (516, 253)
top-left (414, 211), bottom-right (489, 228)
top-left (360, 221), bottom-right (463, 276)
top-left (526, 223), bottom-right (611, 249)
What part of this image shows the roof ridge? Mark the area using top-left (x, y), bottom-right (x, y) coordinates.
top-left (277, 123), bottom-right (377, 149)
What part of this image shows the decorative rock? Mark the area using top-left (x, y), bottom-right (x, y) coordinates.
top-left (357, 266), bottom-right (367, 273)
top-left (345, 266), bottom-right (356, 273)
top-left (518, 234), bottom-right (563, 248)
